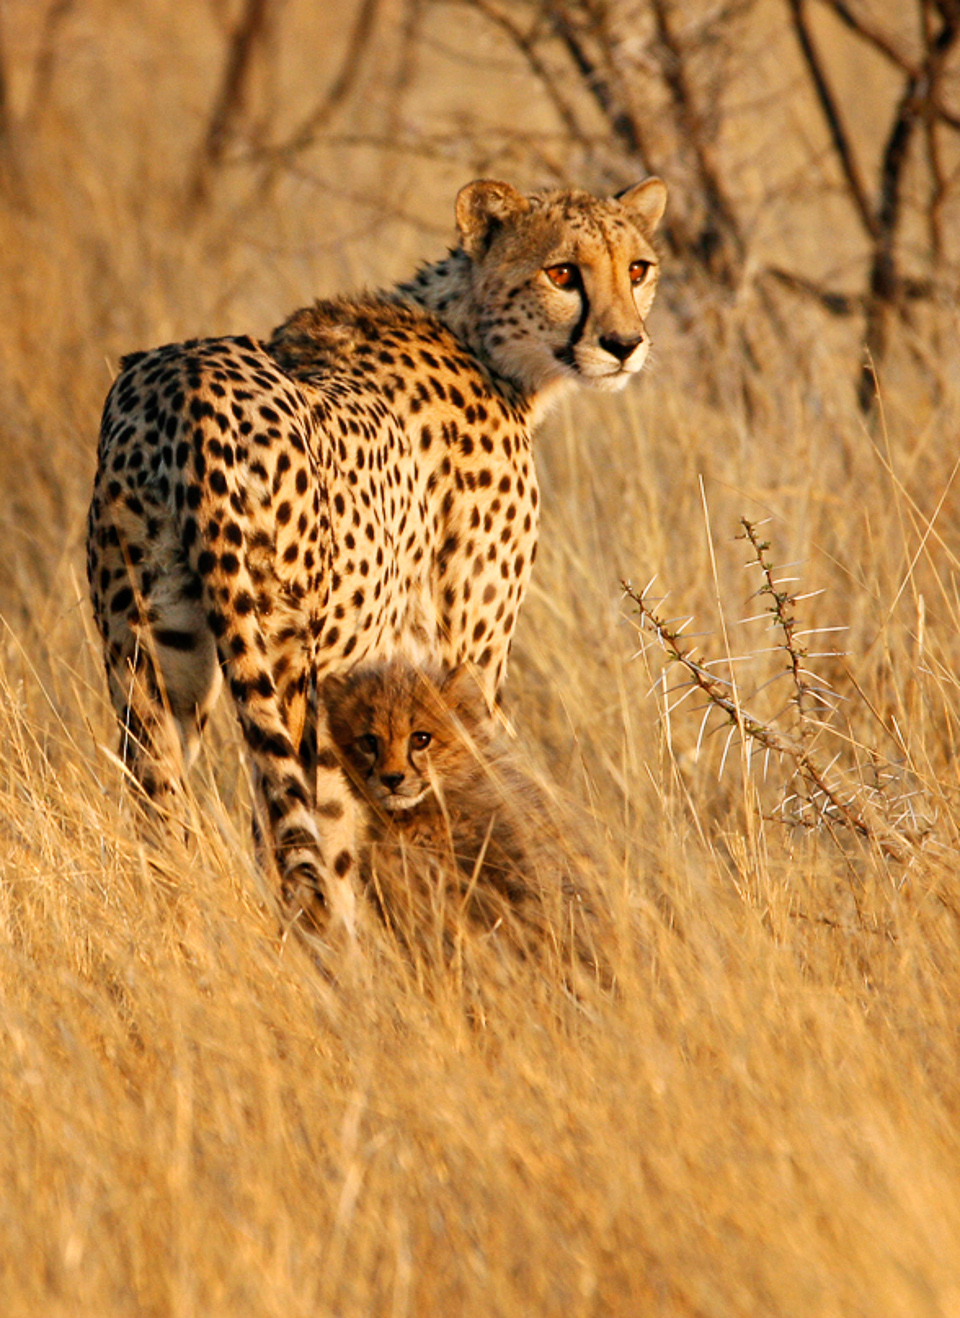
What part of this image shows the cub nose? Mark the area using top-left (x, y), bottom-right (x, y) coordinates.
top-left (599, 332), bottom-right (643, 363)
top-left (381, 772), bottom-right (405, 792)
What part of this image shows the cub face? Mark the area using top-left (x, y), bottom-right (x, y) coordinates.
top-left (321, 661), bottom-right (488, 814)
top-left (456, 177), bottom-right (667, 394)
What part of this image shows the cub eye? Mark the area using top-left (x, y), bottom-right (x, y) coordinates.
top-left (410, 731), bottom-right (432, 751)
top-left (545, 263), bottom-right (578, 289)
top-left (356, 733), bottom-right (379, 757)
top-left (629, 259), bottom-right (652, 285)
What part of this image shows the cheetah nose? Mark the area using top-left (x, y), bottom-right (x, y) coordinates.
top-left (599, 332), bottom-right (643, 363)
top-left (381, 772), bottom-right (405, 792)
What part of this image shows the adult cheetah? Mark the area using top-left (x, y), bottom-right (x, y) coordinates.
top-left (86, 176), bottom-right (667, 929)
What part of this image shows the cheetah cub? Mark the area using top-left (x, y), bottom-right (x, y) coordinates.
top-left (321, 659), bottom-right (603, 972)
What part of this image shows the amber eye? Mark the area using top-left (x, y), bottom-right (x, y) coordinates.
top-left (356, 733), bottom-right (379, 757)
top-left (410, 731), bottom-right (432, 751)
top-left (545, 263), bottom-right (578, 289)
top-left (629, 259), bottom-right (652, 285)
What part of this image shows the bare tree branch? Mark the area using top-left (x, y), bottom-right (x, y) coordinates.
top-left (859, 0), bottom-right (960, 408)
top-left (786, 0), bottom-right (879, 242)
top-left (0, 7), bottom-right (23, 199)
top-left (930, 98), bottom-right (960, 132)
top-left (923, 0), bottom-right (949, 258)
top-left (187, 0), bottom-right (272, 211)
top-left (465, 0), bottom-right (594, 152)
top-left (549, 5), bottom-right (656, 173)
top-left (650, 0), bottom-right (746, 282)
top-left (257, 0), bottom-right (382, 187)
top-left (815, 0), bottom-right (916, 73)
top-left (762, 267), bottom-right (862, 315)
top-left (0, 8), bottom-right (11, 153)
top-left (27, 0), bottom-right (77, 124)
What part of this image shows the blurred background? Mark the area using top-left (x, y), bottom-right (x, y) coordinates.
top-left (2, 3), bottom-right (960, 1314)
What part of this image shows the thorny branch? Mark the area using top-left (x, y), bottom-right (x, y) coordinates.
top-left (738, 519), bottom-right (814, 746)
top-left (623, 521), bottom-right (933, 865)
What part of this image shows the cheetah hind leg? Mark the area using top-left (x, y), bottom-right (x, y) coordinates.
top-left (198, 581), bottom-right (357, 937)
top-left (106, 610), bottom-right (223, 851)
top-left (97, 527), bottom-right (353, 935)
top-left (113, 623), bottom-right (356, 938)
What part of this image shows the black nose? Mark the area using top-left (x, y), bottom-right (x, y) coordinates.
top-left (381, 772), bottom-right (405, 792)
top-left (599, 333), bottom-right (642, 363)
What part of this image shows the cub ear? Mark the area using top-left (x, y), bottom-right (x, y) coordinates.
top-left (615, 177), bottom-right (667, 233)
top-left (440, 664), bottom-right (487, 717)
top-left (455, 180), bottom-right (531, 259)
top-left (319, 671), bottom-right (351, 714)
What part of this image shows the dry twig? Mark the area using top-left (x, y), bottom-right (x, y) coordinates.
top-left (624, 519), bottom-right (934, 864)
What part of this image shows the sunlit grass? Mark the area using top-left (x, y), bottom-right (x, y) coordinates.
top-left (1, 10), bottom-right (960, 1313)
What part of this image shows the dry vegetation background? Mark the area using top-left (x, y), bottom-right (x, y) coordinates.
top-left (1, 0), bottom-right (960, 1313)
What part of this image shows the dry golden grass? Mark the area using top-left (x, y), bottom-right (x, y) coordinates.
top-left (2, 6), bottom-right (960, 1314)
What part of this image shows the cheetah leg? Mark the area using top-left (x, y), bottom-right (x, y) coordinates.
top-left (107, 639), bottom-right (192, 835)
top-left (198, 566), bottom-right (357, 932)
top-left (116, 645), bottom-right (220, 821)
top-left (96, 524), bottom-right (223, 840)
top-left (246, 695), bottom-right (359, 936)
top-left (231, 688), bottom-right (358, 932)
top-left (297, 688), bottom-right (360, 929)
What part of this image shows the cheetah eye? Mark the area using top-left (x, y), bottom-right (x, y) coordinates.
top-left (545, 263), bottom-right (579, 290)
top-left (356, 733), bottom-right (379, 757)
top-left (629, 259), bottom-right (652, 286)
top-left (409, 730), bottom-right (432, 751)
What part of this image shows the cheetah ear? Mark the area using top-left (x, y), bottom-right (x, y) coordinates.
top-left (615, 177), bottom-right (667, 233)
top-left (455, 180), bottom-right (531, 260)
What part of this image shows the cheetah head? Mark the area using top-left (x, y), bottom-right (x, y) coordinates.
top-left (455, 177), bottom-right (667, 398)
top-left (322, 662), bottom-right (489, 817)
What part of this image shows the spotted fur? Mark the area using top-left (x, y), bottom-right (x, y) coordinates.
top-left (86, 176), bottom-right (666, 927)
